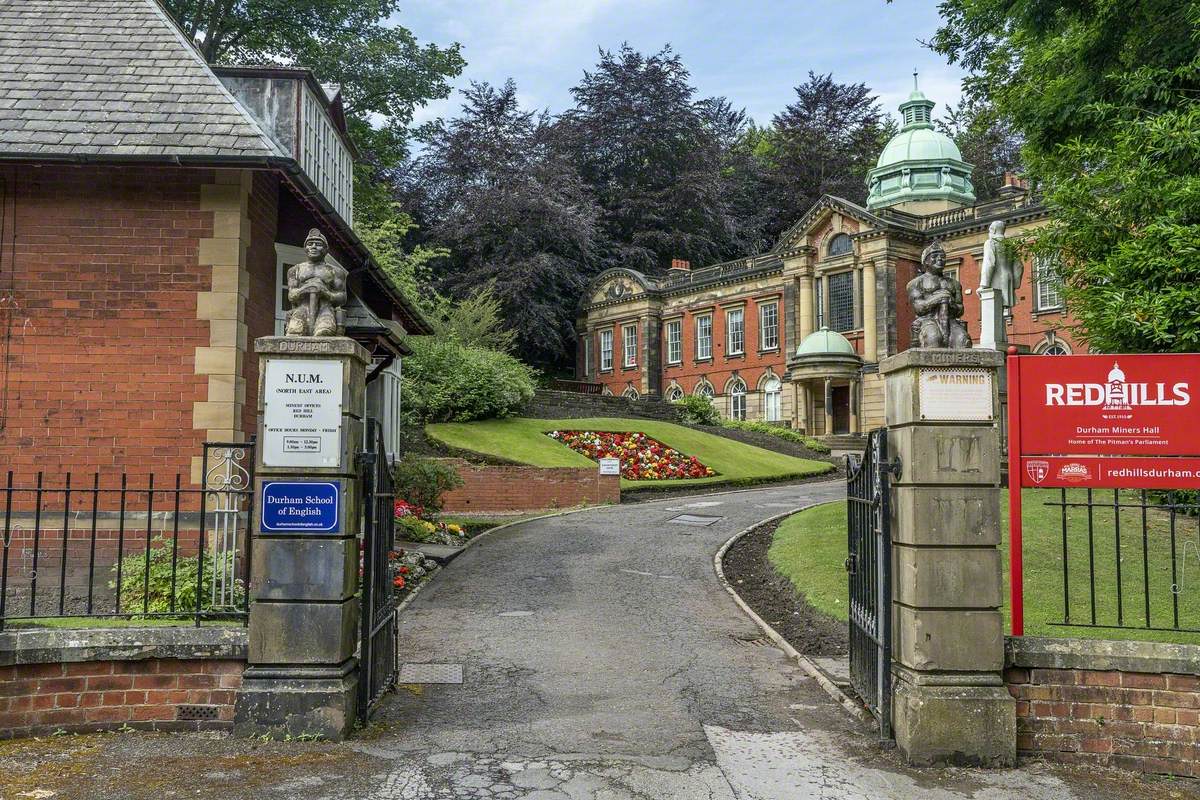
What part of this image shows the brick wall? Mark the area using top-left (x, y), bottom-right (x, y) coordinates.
top-left (0, 164), bottom-right (214, 477)
top-left (1006, 638), bottom-right (1200, 777)
top-left (439, 459), bottom-right (619, 513)
top-left (1, 658), bottom-right (243, 739)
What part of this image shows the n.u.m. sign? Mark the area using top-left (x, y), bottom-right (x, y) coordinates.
top-left (1010, 353), bottom-right (1200, 489)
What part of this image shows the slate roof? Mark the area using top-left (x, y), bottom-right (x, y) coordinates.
top-left (0, 0), bottom-right (283, 159)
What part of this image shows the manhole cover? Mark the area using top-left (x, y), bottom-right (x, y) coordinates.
top-left (730, 635), bottom-right (773, 649)
top-left (398, 663), bottom-right (463, 684)
top-left (669, 514), bottom-right (722, 526)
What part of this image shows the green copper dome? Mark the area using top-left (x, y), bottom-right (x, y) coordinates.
top-left (866, 76), bottom-right (975, 211)
top-left (796, 327), bottom-right (856, 357)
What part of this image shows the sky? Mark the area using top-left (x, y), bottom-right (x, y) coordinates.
top-left (393, 1), bottom-right (966, 129)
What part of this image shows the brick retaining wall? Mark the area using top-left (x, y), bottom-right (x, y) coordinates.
top-left (519, 389), bottom-right (681, 423)
top-left (1006, 636), bottom-right (1200, 777)
top-left (440, 459), bottom-right (619, 513)
top-left (0, 627), bottom-right (246, 739)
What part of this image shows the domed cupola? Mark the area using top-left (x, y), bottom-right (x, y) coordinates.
top-left (866, 73), bottom-right (976, 213)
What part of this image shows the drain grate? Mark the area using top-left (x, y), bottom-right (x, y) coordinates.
top-left (398, 663), bottom-right (464, 684)
top-left (668, 514), bottom-right (722, 527)
top-left (177, 704), bottom-right (219, 721)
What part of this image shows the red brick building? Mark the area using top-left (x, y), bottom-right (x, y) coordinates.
top-left (0, 0), bottom-right (428, 480)
top-left (577, 83), bottom-right (1080, 443)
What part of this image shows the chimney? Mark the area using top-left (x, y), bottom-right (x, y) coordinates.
top-left (998, 171), bottom-right (1029, 197)
top-left (669, 258), bottom-right (691, 272)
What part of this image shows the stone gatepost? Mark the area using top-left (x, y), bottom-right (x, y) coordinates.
top-left (233, 336), bottom-right (369, 739)
top-left (881, 347), bottom-right (1015, 766)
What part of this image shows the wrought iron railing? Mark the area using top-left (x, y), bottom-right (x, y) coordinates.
top-left (0, 441), bottom-right (255, 629)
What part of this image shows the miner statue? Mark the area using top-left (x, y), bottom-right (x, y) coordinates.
top-left (285, 228), bottom-right (347, 337)
top-left (907, 240), bottom-right (971, 349)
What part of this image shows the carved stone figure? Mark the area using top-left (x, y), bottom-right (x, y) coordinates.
top-left (907, 240), bottom-right (971, 349)
top-left (979, 220), bottom-right (1022, 309)
top-left (285, 229), bottom-right (347, 337)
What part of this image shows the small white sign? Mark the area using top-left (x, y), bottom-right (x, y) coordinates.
top-left (919, 367), bottom-right (994, 421)
top-left (598, 457), bottom-right (621, 476)
top-left (263, 359), bottom-right (344, 467)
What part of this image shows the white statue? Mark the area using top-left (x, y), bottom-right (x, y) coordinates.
top-left (979, 220), bottom-right (1022, 309)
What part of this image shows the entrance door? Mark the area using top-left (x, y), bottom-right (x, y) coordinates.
top-left (831, 385), bottom-right (851, 434)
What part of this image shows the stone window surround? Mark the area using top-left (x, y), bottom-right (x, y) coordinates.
top-left (621, 322), bottom-right (638, 368)
top-left (598, 327), bottom-right (614, 372)
top-left (724, 305), bottom-right (745, 356)
top-left (758, 299), bottom-right (780, 352)
top-left (664, 318), bottom-right (683, 365)
top-left (694, 311), bottom-right (714, 361)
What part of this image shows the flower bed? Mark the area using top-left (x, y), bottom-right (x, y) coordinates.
top-left (546, 430), bottom-right (716, 481)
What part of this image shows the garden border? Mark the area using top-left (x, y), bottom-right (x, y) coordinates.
top-left (712, 501), bottom-right (871, 724)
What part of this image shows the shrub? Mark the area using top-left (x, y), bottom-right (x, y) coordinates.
top-left (675, 395), bottom-right (720, 426)
top-left (111, 538), bottom-right (245, 614)
top-left (393, 457), bottom-right (464, 515)
top-left (396, 515), bottom-right (439, 542)
top-left (402, 337), bottom-right (536, 424)
top-left (721, 419), bottom-right (832, 454)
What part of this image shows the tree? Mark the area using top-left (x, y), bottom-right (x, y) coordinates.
top-left (558, 45), bottom-right (745, 273)
top-left (934, 98), bottom-right (1022, 202)
top-left (930, 0), bottom-right (1200, 352)
top-left (755, 73), bottom-right (894, 243)
top-left (409, 81), bottom-right (602, 366)
top-left (161, 0), bottom-right (464, 221)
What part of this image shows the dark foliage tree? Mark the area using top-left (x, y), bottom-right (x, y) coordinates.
top-left (409, 82), bottom-right (602, 366)
top-left (755, 72), bottom-right (893, 244)
top-left (557, 45), bottom-right (745, 273)
top-left (161, 0), bottom-right (464, 224)
top-left (934, 97), bottom-right (1022, 202)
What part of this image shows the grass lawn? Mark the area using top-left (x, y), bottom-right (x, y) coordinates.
top-left (770, 490), bottom-right (1200, 645)
top-left (426, 416), bottom-right (834, 491)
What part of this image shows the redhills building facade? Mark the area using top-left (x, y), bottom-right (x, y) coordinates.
top-left (0, 0), bottom-right (426, 479)
top-left (577, 84), bottom-right (1081, 443)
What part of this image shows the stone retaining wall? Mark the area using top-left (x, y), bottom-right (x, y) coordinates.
top-left (440, 459), bottom-right (619, 513)
top-left (519, 389), bottom-right (681, 423)
top-left (1006, 636), bottom-right (1200, 777)
top-left (0, 626), bottom-right (246, 739)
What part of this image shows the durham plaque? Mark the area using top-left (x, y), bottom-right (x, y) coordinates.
top-left (263, 358), bottom-right (344, 467)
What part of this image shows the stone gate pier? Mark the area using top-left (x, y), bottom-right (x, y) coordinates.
top-left (882, 348), bottom-right (1015, 766)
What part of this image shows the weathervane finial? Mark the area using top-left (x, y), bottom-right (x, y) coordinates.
top-left (913, 69), bottom-right (919, 91)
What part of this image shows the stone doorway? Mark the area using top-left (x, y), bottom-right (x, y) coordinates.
top-left (831, 385), bottom-right (851, 435)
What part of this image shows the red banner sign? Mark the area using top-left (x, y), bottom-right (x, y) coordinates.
top-left (1019, 456), bottom-right (1200, 489)
top-left (1015, 353), bottom-right (1200, 458)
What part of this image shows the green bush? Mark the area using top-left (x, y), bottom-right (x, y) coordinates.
top-left (396, 515), bottom-right (439, 542)
top-left (675, 395), bottom-right (721, 426)
top-left (394, 456), bottom-right (464, 514)
top-left (721, 419), bottom-right (831, 454)
top-left (111, 538), bottom-right (245, 614)
top-left (402, 336), bottom-right (536, 424)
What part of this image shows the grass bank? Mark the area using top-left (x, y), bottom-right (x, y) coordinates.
top-left (770, 489), bottom-right (1200, 645)
top-left (426, 416), bottom-right (833, 491)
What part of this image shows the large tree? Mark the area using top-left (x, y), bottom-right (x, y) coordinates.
top-left (409, 82), bottom-right (602, 366)
top-left (161, 1), bottom-right (464, 224)
top-left (934, 97), bottom-right (1022, 202)
top-left (930, 0), bottom-right (1200, 353)
top-left (753, 73), bottom-right (893, 243)
top-left (557, 45), bottom-right (745, 273)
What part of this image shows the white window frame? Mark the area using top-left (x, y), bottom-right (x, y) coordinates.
top-left (666, 319), bottom-right (682, 364)
top-left (582, 336), bottom-right (592, 378)
top-left (695, 381), bottom-right (715, 399)
top-left (763, 376), bottom-right (782, 422)
top-left (1035, 256), bottom-right (1063, 311)
top-left (696, 314), bottom-right (713, 360)
top-left (599, 329), bottom-right (614, 371)
top-left (726, 308), bottom-right (745, 355)
top-left (665, 385), bottom-right (684, 402)
top-left (814, 278), bottom-right (825, 329)
top-left (365, 357), bottom-right (403, 464)
top-left (623, 386), bottom-right (640, 400)
top-left (729, 379), bottom-right (747, 421)
top-left (759, 302), bottom-right (779, 351)
top-left (622, 323), bottom-right (638, 367)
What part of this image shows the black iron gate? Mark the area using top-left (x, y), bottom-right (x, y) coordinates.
top-left (846, 428), bottom-right (895, 739)
top-left (358, 418), bottom-right (398, 723)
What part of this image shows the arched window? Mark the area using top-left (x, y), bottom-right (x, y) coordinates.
top-left (622, 386), bottom-right (640, 400)
top-left (665, 386), bottom-right (684, 402)
top-left (695, 381), bottom-right (714, 399)
top-left (762, 376), bottom-right (782, 422)
top-left (728, 378), bottom-right (747, 421)
top-left (827, 233), bottom-right (853, 257)
top-left (1039, 342), bottom-right (1070, 355)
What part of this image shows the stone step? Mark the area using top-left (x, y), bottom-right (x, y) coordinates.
top-left (395, 540), bottom-right (466, 565)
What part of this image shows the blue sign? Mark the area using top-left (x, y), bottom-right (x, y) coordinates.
top-left (260, 481), bottom-right (340, 533)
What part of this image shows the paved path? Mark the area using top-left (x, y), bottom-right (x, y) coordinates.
top-left (1, 481), bottom-right (1191, 799)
